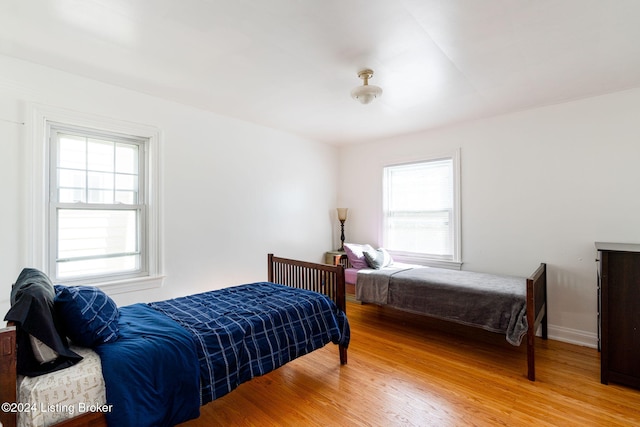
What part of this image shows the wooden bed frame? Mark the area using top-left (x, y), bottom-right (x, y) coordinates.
top-left (0, 254), bottom-right (346, 427)
top-left (336, 255), bottom-right (547, 382)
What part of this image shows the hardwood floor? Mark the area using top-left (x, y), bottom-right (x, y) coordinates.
top-left (180, 301), bottom-right (640, 426)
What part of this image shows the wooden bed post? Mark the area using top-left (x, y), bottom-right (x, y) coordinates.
top-left (268, 253), bottom-right (274, 282)
top-left (541, 270), bottom-right (548, 340)
top-left (0, 326), bottom-right (17, 427)
top-left (526, 263), bottom-right (548, 381)
top-left (335, 265), bottom-right (347, 365)
top-left (526, 279), bottom-right (536, 381)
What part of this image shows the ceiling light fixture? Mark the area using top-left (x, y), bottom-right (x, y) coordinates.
top-left (350, 69), bottom-right (382, 105)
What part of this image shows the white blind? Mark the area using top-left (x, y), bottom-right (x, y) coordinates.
top-left (383, 158), bottom-right (454, 258)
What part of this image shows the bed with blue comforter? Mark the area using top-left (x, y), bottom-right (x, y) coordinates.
top-left (2, 255), bottom-right (349, 427)
top-left (97, 282), bottom-right (350, 427)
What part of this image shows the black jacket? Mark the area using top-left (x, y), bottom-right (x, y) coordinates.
top-left (4, 268), bottom-right (82, 376)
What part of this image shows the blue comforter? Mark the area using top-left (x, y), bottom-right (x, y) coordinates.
top-left (94, 304), bottom-right (201, 427)
top-left (94, 283), bottom-right (350, 426)
top-left (149, 282), bottom-right (350, 404)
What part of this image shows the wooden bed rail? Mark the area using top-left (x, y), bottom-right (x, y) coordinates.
top-left (268, 253), bottom-right (347, 364)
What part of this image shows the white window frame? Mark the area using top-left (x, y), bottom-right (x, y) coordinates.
top-left (381, 150), bottom-right (461, 269)
top-left (28, 104), bottom-right (163, 293)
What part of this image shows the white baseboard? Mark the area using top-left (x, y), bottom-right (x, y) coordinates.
top-left (546, 324), bottom-right (598, 349)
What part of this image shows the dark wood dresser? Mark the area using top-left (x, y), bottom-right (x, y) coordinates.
top-left (596, 242), bottom-right (640, 390)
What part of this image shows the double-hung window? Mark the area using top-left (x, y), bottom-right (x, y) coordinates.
top-left (30, 105), bottom-right (161, 291)
top-left (382, 151), bottom-right (461, 267)
top-left (46, 121), bottom-right (156, 285)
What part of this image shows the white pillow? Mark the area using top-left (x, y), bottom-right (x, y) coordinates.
top-left (343, 243), bottom-right (374, 269)
top-left (363, 247), bottom-right (393, 269)
top-left (29, 335), bottom-right (59, 364)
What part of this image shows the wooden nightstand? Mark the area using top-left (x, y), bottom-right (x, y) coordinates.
top-left (325, 250), bottom-right (346, 266)
top-left (325, 251), bottom-right (356, 298)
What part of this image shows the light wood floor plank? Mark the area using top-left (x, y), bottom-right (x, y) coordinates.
top-left (180, 301), bottom-right (640, 426)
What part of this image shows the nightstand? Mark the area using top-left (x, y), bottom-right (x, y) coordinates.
top-left (325, 250), bottom-right (345, 266)
top-left (325, 251), bottom-right (356, 298)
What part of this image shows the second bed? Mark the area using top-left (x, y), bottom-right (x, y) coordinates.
top-left (336, 246), bottom-right (547, 381)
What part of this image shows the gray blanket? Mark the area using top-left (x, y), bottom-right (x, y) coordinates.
top-left (356, 266), bottom-right (528, 346)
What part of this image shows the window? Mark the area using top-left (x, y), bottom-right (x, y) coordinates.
top-left (382, 151), bottom-right (460, 267)
top-left (49, 124), bottom-right (147, 281)
top-left (30, 105), bottom-right (161, 291)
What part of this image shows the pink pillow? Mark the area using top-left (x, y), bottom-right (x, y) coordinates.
top-left (343, 243), bottom-right (373, 269)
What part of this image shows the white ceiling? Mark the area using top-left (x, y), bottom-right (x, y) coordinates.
top-left (1, 0), bottom-right (640, 145)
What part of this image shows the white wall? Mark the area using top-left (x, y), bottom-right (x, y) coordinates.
top-left (0, 55), bottom-right (339, 317)
top-left (4, 50), bottom-right (639, 349)
top-left (338, 88), bottom-right (640, 347)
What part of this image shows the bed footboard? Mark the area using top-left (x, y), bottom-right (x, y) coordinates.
top-left (526, 263), bottom-right (548, 381)
top-left (268, 254), bottom-right (347, 364)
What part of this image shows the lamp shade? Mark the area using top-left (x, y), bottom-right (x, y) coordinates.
top-left (337, 208), bottom-right (348, 221)
top-left (351, 69), bottom-right (382, 105)
top-left (350, 85), bottom-right (383, 104)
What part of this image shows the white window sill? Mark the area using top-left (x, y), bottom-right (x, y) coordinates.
top-left (389, 252), bottom-right (462, 270)
top-left (93, 275), bottom-right (165, 295)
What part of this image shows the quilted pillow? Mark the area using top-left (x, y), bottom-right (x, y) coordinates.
top-left (343, 243), bottom-right (373, 269)
top-left (54, 285), bottom-right (119, 347)
top-left (363, 247), bottom-right (394, 269)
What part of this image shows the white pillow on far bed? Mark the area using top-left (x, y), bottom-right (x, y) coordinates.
top-left (363, 247), bottom-right (393, 269)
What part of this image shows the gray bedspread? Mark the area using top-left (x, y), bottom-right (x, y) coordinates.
top-left (356, 266), bottom-right (528, 346)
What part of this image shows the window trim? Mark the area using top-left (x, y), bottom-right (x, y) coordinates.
top-left (381, 149), bottom-right (462, 270)
top-left (28, 104), bottom-right (163, 293)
